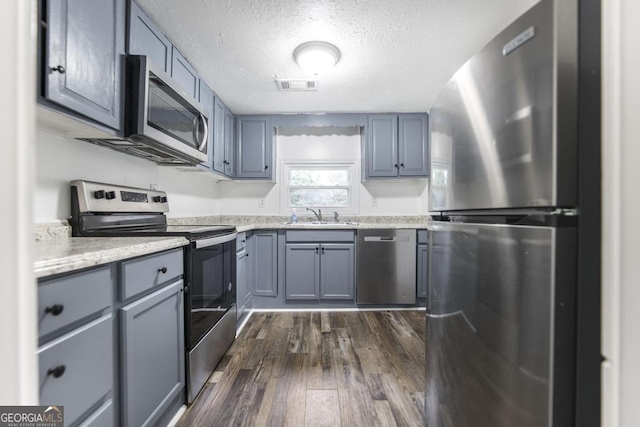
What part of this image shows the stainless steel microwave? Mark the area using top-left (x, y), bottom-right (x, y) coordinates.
top-left (82, 55), bottom-right (209, 165)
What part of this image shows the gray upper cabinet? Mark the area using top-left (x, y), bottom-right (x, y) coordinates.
top-left (366, 113), bottom-right (429, 178)
top-left (367, 114), bottom-right (398, 177)
top-left (120, 280), bottom-right (185, 427)
top-left (212, 97), bottom-right (226, 174)
top-left (171, 48), bottom-right (199, 99)
top-left (252, 231), bottom-right (278, 297)
top-left (44, 0), bottom-right (124, 130)
top-left (198, 81), bottom-right (215, 170)
top-left (128, 0), bottom-right (171, 72)
top-left (224, 108), bottom-right (236, 177)
top-left (236, 115), bottom-right (272, 179)
top-left (399, 114), bottom-right (429, 176)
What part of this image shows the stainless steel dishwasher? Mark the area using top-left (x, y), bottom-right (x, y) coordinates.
top-left (356, 229), bottom-right (416, 304)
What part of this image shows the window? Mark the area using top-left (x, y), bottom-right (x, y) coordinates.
top-left (281, 162), bottom-right (359, 214)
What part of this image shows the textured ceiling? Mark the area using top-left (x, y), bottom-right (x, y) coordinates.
top-left (137, 0), bottom-right (538, 114)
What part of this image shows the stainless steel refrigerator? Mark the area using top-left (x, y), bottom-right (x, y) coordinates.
top-left (425, 0), bottom-right (600, 425)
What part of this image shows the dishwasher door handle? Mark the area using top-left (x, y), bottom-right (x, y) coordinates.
top-left (363, 236), bottom-right (411, 242)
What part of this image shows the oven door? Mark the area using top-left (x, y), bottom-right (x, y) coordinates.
top-left (128, 55), bottom-right (208, 164)
top-left (188, 233), bottom-right (237, 350)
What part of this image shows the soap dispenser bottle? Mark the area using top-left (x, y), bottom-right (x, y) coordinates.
top-left (290, 209), bottom-right (298, 224)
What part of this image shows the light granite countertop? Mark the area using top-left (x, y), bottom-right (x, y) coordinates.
top-left (233, 222), bottom-right (427, 233)
top-left (33, 215), bottom-right (428, 278)
top-left (34, 237), bottom-right (189, 279)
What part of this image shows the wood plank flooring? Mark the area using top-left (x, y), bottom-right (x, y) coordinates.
top-left (177, 311), bottom-right (426, 427)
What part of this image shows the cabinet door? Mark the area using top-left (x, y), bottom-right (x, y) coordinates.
top-left (212, 97), bottom-right (226, 174)
top-left (236, 115), bottom-right (272, 179)
top-left (121, 280), bottom-right (184, 427)
top-left (320, 244), bottom-right (355, 300)
top-left (285, 244), bottom-right (320, 300)
top-left (417, 244), bottom-right (428, 298)
top-left (45, 0), bottom-right (124, 130)
top-left (236, 251), bottom-right (250, 322)
top-left (128, 0), bottom-right (171, 72)
top-left (252, 231), bottom-right (278, 297)
top-left (170, 47), bottom-right (199, 99)
top-left (399, 114), bottom-right (429, 176)
top-left (198, 82), bottom-right (214, 170)
top-left (224, 109), bottom-right (236, 177)
top-left (367, 114), bottom-right (398, 177)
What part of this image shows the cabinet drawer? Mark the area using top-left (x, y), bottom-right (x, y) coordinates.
top-left (38, 267), bottom-right (112, 340)
top-left (236, 232), bottom-right (247, 252)
top-left (120, 249), bottom-right (183, 300)
top-left (38, 315), bottom-right (113, 426)
top-left (417, 230), bottom-right (428, 244)
top-left (285, 230), bottom-right (355, 243)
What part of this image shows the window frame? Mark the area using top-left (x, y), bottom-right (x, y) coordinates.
top-left (280, 160), bottom-right (360, 215)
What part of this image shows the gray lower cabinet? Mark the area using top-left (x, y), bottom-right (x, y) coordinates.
top-left (236, 249), bottom-right (250, 322)
top-left (236, 115), bottom-right (273, 179)
top-left (128, 0), bottom-right (171, 72)
top-left (366, 113), bottom-right (429, 178)
top-left (120, 280), bottom-right (185, 427)
top-left (285, 243), bottom-right (355, 301)
top-left (252, 231), bottom-right (278, 297)
top-left (43, 0), bottom-right (124, 130)
top-left (417, 244), bottom-right (428, 298)
top-left (320, 244), bottom-right (355, 300)
top-left (37, 266), bottom-right (115, 426)
top-left (37, 248), bottom-right (186, 427)
top-left (285, 244), bottom-right (320, 300)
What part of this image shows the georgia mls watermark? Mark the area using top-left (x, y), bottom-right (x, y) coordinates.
top-left (0, 406), bottom-right (63, 427)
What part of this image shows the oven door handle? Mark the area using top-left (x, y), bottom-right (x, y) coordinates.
top-left (195, 232), bottom-right (238, 249)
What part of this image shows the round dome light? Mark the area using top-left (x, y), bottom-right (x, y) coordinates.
top-left (293, 41), bottom-right (341, 77)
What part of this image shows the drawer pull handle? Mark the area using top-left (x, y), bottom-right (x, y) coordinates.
top-left (47, 365), bottom-right (66, 378)
top-left (158, 267), bottom-right (168, 274)
top-left (44, 304), bottom-right (64, 316)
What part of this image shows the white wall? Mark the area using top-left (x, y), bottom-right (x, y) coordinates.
top-left (34, 130), bottom-right (220, 222)
top-left (601, 0), bottom-right (640, 424)
top-left (217, 127), bottom-right (428, 216)
top-left (0, 0), bottom-right (37, 406)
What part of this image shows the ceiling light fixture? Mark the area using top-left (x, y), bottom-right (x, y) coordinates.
top-left (293, 41), bottom-right (341, 77)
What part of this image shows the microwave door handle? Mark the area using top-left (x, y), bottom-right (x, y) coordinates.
top-left (193, 113), bottom-right (208, 151)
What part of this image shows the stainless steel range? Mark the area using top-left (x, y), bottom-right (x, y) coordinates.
top-left (70, 180), bottom-right (237, 403)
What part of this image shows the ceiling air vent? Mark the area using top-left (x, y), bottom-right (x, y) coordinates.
top-left (276, 79), bottom-right (318, 91)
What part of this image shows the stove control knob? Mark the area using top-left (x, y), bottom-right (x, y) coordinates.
top-left (105, 191), bottom-right (116, 200)
top-left (161, 196), bottom-right (168, 203)
top-left (94, 190), bottom-right (105, 199)
top-left (152, 196), bottom-right (162, 203)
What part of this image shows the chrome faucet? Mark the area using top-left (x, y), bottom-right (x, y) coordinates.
top-left (333, 211), bottom-right (339, 222)
top-left (306, 208), bottom-right (322, 222)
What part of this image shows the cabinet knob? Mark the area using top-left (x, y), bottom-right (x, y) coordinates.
top-left (315, 247), bottom-right (319, 254)
top-left (264, 165), bottom-right (269, 170)
top-left (50, 65), bottom-right (65, 74)
top-left (400, 163), bottom-right (405, 168)
top-left (394, 164), bottom-right (399, 168)
top-left (44, 304), bottom-right (64, 316)
top-left (47, 365), bottom-right (66, 378)
top-left (158, 267), bottom-right (167, 274)
top-left (321, 247), bottom-right (325, 254)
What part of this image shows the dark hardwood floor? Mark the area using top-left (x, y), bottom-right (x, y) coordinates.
top-left (177, 311), bottom-right (426, 427)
